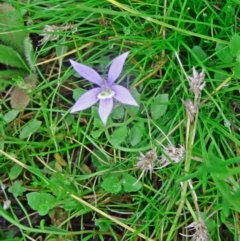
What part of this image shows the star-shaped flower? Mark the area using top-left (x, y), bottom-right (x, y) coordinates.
top-left (69, 52), bottom-right (138, 124)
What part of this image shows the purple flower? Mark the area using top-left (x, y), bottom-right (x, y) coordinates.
top-left (69, 52), bottom-right (138, 125)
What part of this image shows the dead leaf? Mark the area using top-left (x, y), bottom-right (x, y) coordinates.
top-left (10, 74), bottom-right (37, 110)
top-left (10, 88), bottom-right (30, 110)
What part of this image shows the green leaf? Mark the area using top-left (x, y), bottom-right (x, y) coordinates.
top-left (124, 88), bottom-right (140, 116)
top-left (151, 93), bottom-right (169, 120)
top-left (0, 141), bottom-right (4, 156)
top-left (3, 110), bottom-right (19, 124)
top-left (111, 106), bottom-right (124, 119)
top-left (92, 106), bottom-right (106, 127)
top-left (0, 69), bottom-right (28, 92)
top-left (19, 119), bottom-right (42, 139)
top-left (129, 122), bottom-right (144, 146)
top-left (95, 219), bottom-right (109, 232)
top-left (8, 180), bottom-right (26, 197)
top-left (24, 37), bottom-right (36, 72)
top-left (91, 150), bottom-right (109, 170)
top-left (63, 198), bottom-right (84, 212)
top-left (0, 79), bottom-right (9, 92)
top-left (233, 62), bottom-right (240, 79)
top-left (122, 173), bottom-right (142, 192)
top-left (220, 199), bottom-right (230, 222)
top-left (0, 69), bottom-right (28, 79)
top-left (101, 176), bottom-right (121, 194)
top-left (91, 129), bottom-right (103, 139)
top-left (213, 70), bottom-right (229, 81)
top-left (0, 45), bottom-right (26, 69)
top-left (192, 45), bottom-right (208, 62)
top-left (72, 88), bottom-right (86, 101)
top-left (207, 152), bottom-right (240, 212)
top-left (9, 163), bottom-right (23, 180)
top-left (229, 34), bottom-right (240, 57)
top-left (110, 126), bottom-right (127, 146)
top-left (27, 192), bottom-right (56, 216)
top-left (215, 43), bottom-right (234, 64)
top-left (0, 3), bottom-right (27, 56)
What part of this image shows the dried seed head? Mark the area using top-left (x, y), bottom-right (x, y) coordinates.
top-left (158, 144), bottom-right (185, 167)
top-left (183, 99), bottom-right (198, 122)
top-left (189, 218), bottom-right (210, 241)
top-left (135, 148), bottom-right (157, 173)
top-left (188, 67), bottom-right (205, 97)
top-left (39, 25), bottom-right (60, 45)
top-left (39, 24), bottom-right (77, 45)
top-left (181, 218), bottom-right (210, 241)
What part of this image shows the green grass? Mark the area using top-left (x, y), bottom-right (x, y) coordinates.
top-left (0, 0), bottom-right (240, 240)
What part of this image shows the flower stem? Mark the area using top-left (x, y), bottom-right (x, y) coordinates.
top-left (166, 106), bottom-right (198, 240)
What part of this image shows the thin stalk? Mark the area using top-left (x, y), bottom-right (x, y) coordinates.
top-left (166, 118), bottom-right (196, 240)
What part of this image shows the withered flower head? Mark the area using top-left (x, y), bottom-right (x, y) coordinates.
top-left (158, 144), bottom-right (185, 167)
top-left (181, 218), bottom-right (210, 241)
top-left (135, 147), bottom-right (158, 173)
top-left (188, 67), bottom-right (205, 97)
top-left (183, 99), bottom-right (198, 122)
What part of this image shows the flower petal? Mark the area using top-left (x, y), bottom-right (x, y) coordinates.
top-left (112, 85), bottom-right (138, 106)
top-left (70, 87), bottom-right (101, 113)
top-left (107, 52), bottom-right (130, 85)
top-left (98, 98), bottom-right (113, 125)
top-left (69, 59), bottom-right (103, 86)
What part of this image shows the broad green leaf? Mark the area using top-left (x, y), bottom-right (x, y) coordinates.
top-left (229, 34), bottom-right (240, 57)
top-left (0, 45), bottom-right (26, 69)
top-left (0, 69), bottom-right (28, 91)
top-left (0, 141), bottom-right (4, 156)
top-left (192, 46), bottom-right (208, 62)
top-left (122, 173), bottom-right (142, 192)
top-left (91, 150), bottom-right (109, 170)
top-left (129, 122), bottom-right (144, 146)
top-left (9, 163), bottom-right (23, 180)
top-left (27, 192), bottom-right (56, 216)
top-left (91, 129), bottom-right (103, 139)
top-left (213, 70), bottom-right (229, 81)
top-left (3, 110), bottom-right (19, 124)
top-left (233, 62), bottom-right (240, 79)
top-left (110, 126), bottom-right (127, 146)
top-left (63, 198), bottom-right (84, 212)
top-left (19, 119), bottom-right (42, 139)
top-left (50, 173), bottom-right (77, 194)
top-left (220, 199), bottom-right (230, 222)
top-left (8, 180), bottom-right (26, 197)
top-left (215, 43), bottom-right (233, 64)
top-left (207, 152), bottom-right (240, 212)
top-left (0, 79), bottom-right (9, 92)
top-left (0, 69), bottom-right (28, 79)
top-left (151, 93), bottom-right (169, 120)
top-left (101, 176), bottom-right (121, 194)
top-left (124, 88), bottom-right (140, 116)
top-left (95, 219), bottom-right (109, 232)
top-left (0, 3), bottom-right (27, 56)
top-left (93, 117), bottom-right (105, 128)
top-left (111, 106), bottom-right (124, 119)
top-left (92, 106), bottom-right (106, 127)
top-left (72, 88), bottom-right (86, 101)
